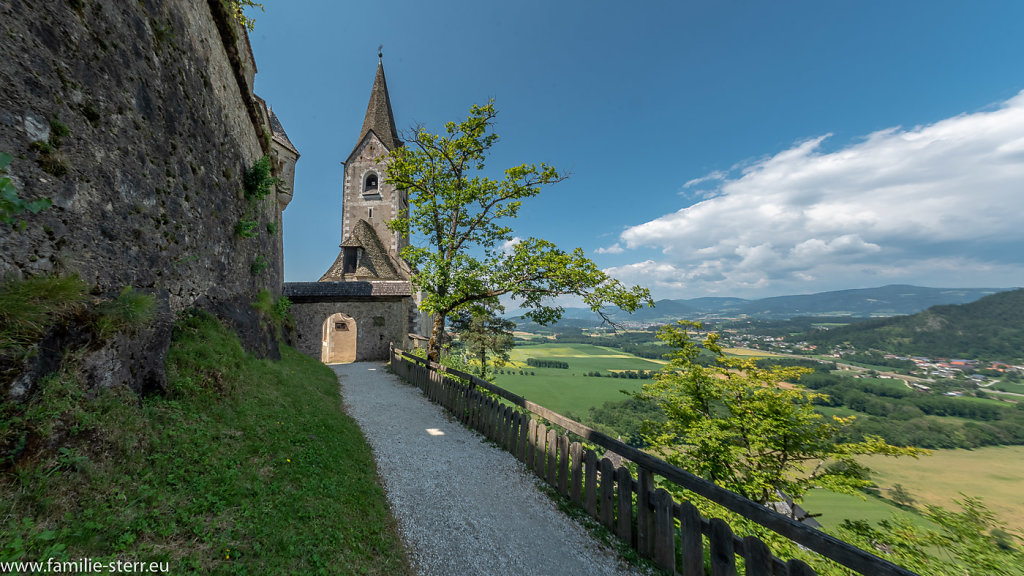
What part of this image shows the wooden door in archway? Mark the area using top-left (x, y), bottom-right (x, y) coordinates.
top-left (321, 313), bottom-right (357, 364)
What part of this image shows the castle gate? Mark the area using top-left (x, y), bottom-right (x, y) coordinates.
top-left (321, 312), bottom-right (357, 363)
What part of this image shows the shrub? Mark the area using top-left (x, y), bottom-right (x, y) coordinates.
top-left (243, 155), bottom-right (277, 200)
top-left (93, 287), bottom-right (156, 339)
top-left (1, 153), bottom-right (52, 228)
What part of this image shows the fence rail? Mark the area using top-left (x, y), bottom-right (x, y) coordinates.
top-left (389, 346), bottom-right (919, 576)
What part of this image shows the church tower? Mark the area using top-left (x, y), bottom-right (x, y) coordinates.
top-left (320, 54), bottom-right (409, 281)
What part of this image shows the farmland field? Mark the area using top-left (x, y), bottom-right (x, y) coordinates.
top-left (861, 445), bottom-right (1024, 532)
top-left (800, 490), bottom-right (932, 531)
top-left (491, 343), bottom-right (663, 416)
top-left (721, 347), bottom-right (783, 357)
top-left (493, 342), bottom-right (1024, 534)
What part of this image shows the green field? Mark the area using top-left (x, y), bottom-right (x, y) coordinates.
top-left (856, 376), bottom-right (910, 392)
top-left (801, 490), bottom-right (932, 531)
top-left (991, 380), bottom-right (1024, 394)
top-left (492, 343), bottom-right (664, 416)
top-left (862, 445), bottom-right (1024, 532)
top-left (496, 343), bottom-right (1024, 536)
top-left (721, 347), bottom-right (783, 357)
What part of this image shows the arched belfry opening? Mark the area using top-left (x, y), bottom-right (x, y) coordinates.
top-left (363, 172), bottom-right (378, 193)
top-left (321, 313), bottom-right (357, 364)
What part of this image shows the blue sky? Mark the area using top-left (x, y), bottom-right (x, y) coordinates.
top-left (249, 1), bottom-right (1024, 300)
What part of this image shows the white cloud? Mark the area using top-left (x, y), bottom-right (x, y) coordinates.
top-left (595, 243), bottom-right (624, 254)
top-left (683, 170), bottom-right (728, 189)
top-left (613, 91), bottom-right (1024, 298)
top-left (499, 236), bottom-right (522, 254)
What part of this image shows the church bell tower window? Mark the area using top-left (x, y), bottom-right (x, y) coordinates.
top-left (363, 173), bottom-right (378, 194)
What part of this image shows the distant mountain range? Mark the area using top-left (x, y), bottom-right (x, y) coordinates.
top-left (801, 288), bottom-right (1024, 362)
top-left (517, 285), bottom-right (1015, 325)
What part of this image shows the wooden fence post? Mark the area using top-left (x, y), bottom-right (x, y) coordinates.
top-left (569, 442), bottom-right (583, 505)
top-left (652, 488), bottom-right (675, 573)
top-left (483, 396), bottom-right (494, 438)
top-left (546, 428), bottom-right (558, 487)
top-left (709, 518), bottom-right (737, 576)
top-left (499, 405), bottom-right (510, 452)
top-left (557, 434), bottom-right (570, 496)
top-left (616, 466), bottom-right (634, 545)
top-left (584, 450), bottom-right (598, 518)
top-left (637, 467), bottom-right (654, 558)
top-left (474, 390), bottom-right (484, 432)
top-left (743, 536), bottom-right (775, 576)
top-left (787, 559), bottom-right (817, 576)
top-left (489, 397), bottom-right (500, 440)
top-left (600, 457), bottom-right (615, 529)
top-left (518, 414), bottom-right (530, 463)
top-left (679, 500), bottom-right (703, 576)
top-left (535, 423), bottom-right (547, 478)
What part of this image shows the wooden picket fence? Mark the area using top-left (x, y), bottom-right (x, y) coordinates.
top-left (389, 346), bottom-right (919, 576)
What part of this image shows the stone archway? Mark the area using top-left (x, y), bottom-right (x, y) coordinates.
top-left (321, 313), bottom-right (357, 364)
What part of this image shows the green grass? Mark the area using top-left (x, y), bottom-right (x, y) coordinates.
top-left (990, 380), bottom-right (1024, 394)
top-left (0, 310), bottom-right (411, 575)
top-left (0, 274), bottom-right (90, 354)
top-left (856, 376), bottom-right (910, 392)
top-left (801, 489), bottom-right (933, 531)
top-left (813, 405), bottom-right (864, 418)
top-left (948, 394), bottom-right (1015, 408)
top-left (862, 445), bottom-right (1024, 532)
top-left (491, 343), bottom-right (664, 415)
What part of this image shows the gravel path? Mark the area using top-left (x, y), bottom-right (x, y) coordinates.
top-left (333, 362), bottom-right (642, 576)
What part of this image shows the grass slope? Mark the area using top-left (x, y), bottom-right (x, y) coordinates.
top-left (1, 311), bottom-right (410, 575)
top-left (862, 445), bottom-right (1024, 533)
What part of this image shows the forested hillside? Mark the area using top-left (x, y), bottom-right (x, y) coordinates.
top-left (804, 288), bottom-right (1024, 361)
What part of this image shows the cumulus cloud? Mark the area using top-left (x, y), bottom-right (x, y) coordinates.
top-left (613, 91), bottom-right (1024, 297)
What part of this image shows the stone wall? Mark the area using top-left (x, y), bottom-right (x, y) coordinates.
top-left (290, 299), bottom-right (411, 362)
top-left (0, 0), bottom-right (295, 394)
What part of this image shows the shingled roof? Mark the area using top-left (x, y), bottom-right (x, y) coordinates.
top-left (351, 58), bottom-right (401, 158)
top-left (268, 108), bottom-right (299, 156)
top-left (319, 219), bottom-right (405, 282)
top-left (284, 281), bottom-right (413, 301)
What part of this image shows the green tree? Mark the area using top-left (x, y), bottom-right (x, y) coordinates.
top-left (888, 483), bottom-right (916, 508)
top-left (637, 321), bottom-right (925, 507)
top-left (385, 102), bottom-right (652, 362)
top-left (839, 497), bottom-right (1024, 576)
top-left (449, 303), bottom-right (515, 381)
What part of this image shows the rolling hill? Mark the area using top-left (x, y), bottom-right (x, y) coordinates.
top-left (515, 285), bottom-right (1013, 326)
top-left (802, 288), bottom-right (1024, 361)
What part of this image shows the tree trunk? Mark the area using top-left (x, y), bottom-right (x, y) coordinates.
top-left (428, 313), bottom-right (445, 364)
top-left (478, 347), bottom-right (488, 381)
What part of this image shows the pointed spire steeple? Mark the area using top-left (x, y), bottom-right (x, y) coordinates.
top-left (357, 53), bottom-right (401, 151)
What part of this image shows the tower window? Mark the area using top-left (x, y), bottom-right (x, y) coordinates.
top-left (343, 247), bottom-right (358, 274)
top-left (363, 173), bottom-right (379, 193)
top-left (335, 322), bottom-right (349, 331)
top-left (368, 207), bottom-right (373, 219)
